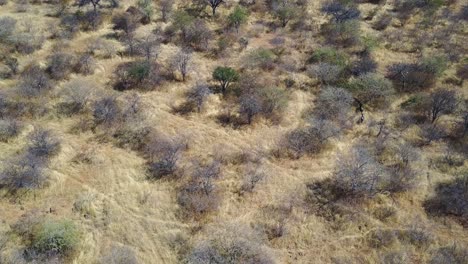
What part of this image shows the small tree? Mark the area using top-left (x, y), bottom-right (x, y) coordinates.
top-left (212, 66), bottom-right (239, 94)
top-left (228, 6), bottom-right (248, 33)
top-left (427, 88), bottom-right (457, 123)
top-left (321, 1), bottom-right (360, 23)
top-left (171, 49), bottom-right (192, 82)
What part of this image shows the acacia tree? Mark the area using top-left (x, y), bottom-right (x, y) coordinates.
top-left (212, 66), bottom-right (239, 94)
top-left (228, 5), bottom-right (248, 33)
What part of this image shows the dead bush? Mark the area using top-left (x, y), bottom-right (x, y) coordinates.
top-left (58, 79), bottom-right (94, 115)
top-left (74, 53), bottom-right (96, 75)
top-left (430, 244), bottom-right (468, 264)
top-left (93, 96), bottom-right (121, 127)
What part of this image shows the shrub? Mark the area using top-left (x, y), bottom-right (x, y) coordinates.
top-left (239, 93), bottom-right (263, 124)
top-left (313, 86), bottom-right (353, 124)
top-left (350, 55), bottom-right (377, 76)
top-left (31, 219), bottom-right (80, 258)
top-left (322, 19), bottom-right (361, 47)
top-left (17, 64), bottom-right (53, 97)
top-left (27, 129), bottom-right (61, 159)
top-left (228, 5), bottom-right (248, 32)
top-left (74, 53), bottom-right (96, 75)
top-left (145, 135), bottom-right (185, 180)
top-left (346, 73), bottom-right (394, 108)
top-left (321, 1), bottom-right (360, 22)
top-left (308, 47), bottom-right (348, 68)
top-left (282, 118), bottom-right (339, 158)
top-left (186, 224), bottom-right (275, 264)
top-left (0, 17), bottom-right (16, 42)
top-left (0, 154), bottom-right (46, 191)
top-left (372, 13), bottom-right (392, 30)
top-left (386, 59), bottom-right (445, 92)
top-left (308, 63), bottom-right (343, 85)
top-left (183, 19), bottom-right (212, 51)
top-left (333, 144), bottom-right (387, 197)
top-left (93, 96), bottom-right (122, 128)
top-left (186, 83), bottom-right (211, 113)
top-left (245, 48), bottom-right (276, 70)
top-left (240, 163), bottom-right (265, 193)
top-left (0, 119), bottom-right (21, 142)
top-left (58, 79), bottom-right (94, 115)
top-left (100, 245), bottom-right (139, 264)
top-left (46, 52), bottom-right (76, 80)
top-left (430, 244), bottom-right (468, 264)
top-left (257, 86), bottom-right (288, 118)
top-left (59, 13), bottom-right (81, 38)
top-left (459, 5), bottom-right (468, 20)
top-left (424, 174), bottom-right (468, 227)
top-left (114, 61), bottom-right (163, 91)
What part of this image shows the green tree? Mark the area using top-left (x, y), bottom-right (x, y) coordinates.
top-left (212, 67), bottom-right (239, 94)
top-left (228, 6), bottom-right (248, 33)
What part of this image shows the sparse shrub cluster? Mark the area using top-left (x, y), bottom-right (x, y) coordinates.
top-left (145, 135), bottom-right (186, 180)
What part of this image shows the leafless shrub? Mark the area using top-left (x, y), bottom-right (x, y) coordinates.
top-left (46, 52), bottom-right (76, 80)
top-left (27, 128), bottom-right (61, 159)
top-left (386, 62), bottom-right (439, 93)
top-left (74, 53), bottom-right (96, 75)
top-left (240, 163), bottom-right (266, 194)
top-left (177, 160), bottom-right (222, 217)
top-left (87, 38), bottom-right (119, 59)
top-left (17, 64), bottom-right (53, 97)
top-left (136, 34), bottom-right (160, 61)
top-left (372, 13), bottom-right (392, 30)
top-left (0, 17), bottom-right (16, 42)
top-left (424, 174), bottom-right (468, 227)
top-left (93, 96), bottom-right (121, 127)
top-left (58, 79), bottom-right (94, 115)
top-left (426, 88), bottom-right (458, 123)
top-left (100, 245), bottom-right (139, 264)
top-left (333, 144), bottom-right (388, 197)
top-left (0, 119), bottom-right (22, 142)
top-left (308, 63), bottom-right (343, 85)
top-left (186, 223), bottom-right (275, 264)
top-left (145, 135), bottom-right (186, 180)
top-left (430, 244), bottom-right (468, 264)
top-left (313, 86), bottom-right (353, 125)
top-left (282, 118), bottom-right (340, 158)
top-left (0, 153), bottom-right (47, 191)
top-left (183, 82), bottom-right (211, 113)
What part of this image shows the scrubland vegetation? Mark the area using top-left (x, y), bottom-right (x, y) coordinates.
top-left (0, 0), bottom-right (466, 263)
